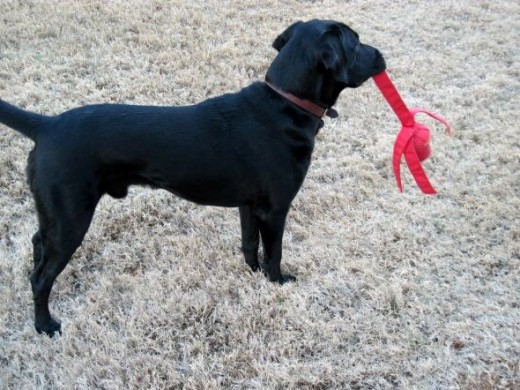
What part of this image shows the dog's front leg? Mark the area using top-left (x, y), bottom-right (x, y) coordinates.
top-left (258, 208), bottom-right (296, 284)
top-left (239, 205), bottom-right (260, 272)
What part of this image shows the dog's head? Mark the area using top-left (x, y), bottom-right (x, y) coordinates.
top-left (267, 20), bottom-right (386, 109)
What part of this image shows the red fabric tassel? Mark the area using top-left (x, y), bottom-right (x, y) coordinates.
top-left (372, 71), bottom-right (453, 194)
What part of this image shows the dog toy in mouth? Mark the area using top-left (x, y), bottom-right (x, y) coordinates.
top-left (372, 70), bottom-right (453, 194)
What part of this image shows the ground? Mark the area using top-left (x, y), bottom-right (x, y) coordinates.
top-left (0, 0), bottom-right (519, 388)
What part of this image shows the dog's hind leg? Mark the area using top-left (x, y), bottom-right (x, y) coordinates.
top-left (31, 231), bottom-right (43, 269)
top-left (30, 186), bottom-right (98, 337)
top-left (239, 206), bottom-right (260, 272)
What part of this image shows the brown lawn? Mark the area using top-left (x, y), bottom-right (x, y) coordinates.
top-left (1, 0), bottom-right (518, 388)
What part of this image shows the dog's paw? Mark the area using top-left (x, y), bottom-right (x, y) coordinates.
top-left (260, 263), bottom-right (296, 284)
top-left (248, 262), bottom-right (260, 273)
top-left (35, 318), bottom-right (62, 338)
top-left (278, 274), bottom-right (297, 284)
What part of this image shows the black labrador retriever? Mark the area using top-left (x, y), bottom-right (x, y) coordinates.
top-left (0, 20), bottom-right (385, 336)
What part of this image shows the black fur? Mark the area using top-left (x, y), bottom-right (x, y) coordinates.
top-left (0, 20), bottom-right (385, 337)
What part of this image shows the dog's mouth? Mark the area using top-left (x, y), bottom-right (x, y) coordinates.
top-left (346, 49), bottom-right (386, 89)
top-left (344, 75), bottom-right (373, 89)
top-left (346, 80), bottom-right (365, 88)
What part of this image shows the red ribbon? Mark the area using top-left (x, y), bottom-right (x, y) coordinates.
top-left (372, 71), bottom-right (453, 194)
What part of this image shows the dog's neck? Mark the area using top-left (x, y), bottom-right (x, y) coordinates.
top-left (265, 81), bottom-right (338, 119)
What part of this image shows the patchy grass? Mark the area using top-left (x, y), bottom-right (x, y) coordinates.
top-left (1, 0), bottom-right (519, 388)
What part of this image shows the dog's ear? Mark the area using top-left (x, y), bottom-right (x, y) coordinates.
top-left (318, 26), bottom-right (349, 84)
top-left (273, 21), bottom-right (302, 52)
top-left (318, 43), bottom-right (348, 84)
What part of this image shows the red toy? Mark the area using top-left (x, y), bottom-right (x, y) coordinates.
top-left (372, 71), bottom-right (453, 194)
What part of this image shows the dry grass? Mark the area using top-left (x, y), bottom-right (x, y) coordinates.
top-left (1, 0), bottom-right (519, 388)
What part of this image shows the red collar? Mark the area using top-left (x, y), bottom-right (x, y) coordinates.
top-left (265, 81), bottom-right (328, 119)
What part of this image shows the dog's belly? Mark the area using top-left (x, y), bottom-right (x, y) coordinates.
top-left (154, 170), bottom-right (262, 207)
top-left (164, 185), bottom-right (247, 207)
top-left (99, 159), bottom-right (262, 207)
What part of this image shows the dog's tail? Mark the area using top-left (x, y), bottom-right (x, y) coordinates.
top-left (0, 99), bottom-right (49, 141)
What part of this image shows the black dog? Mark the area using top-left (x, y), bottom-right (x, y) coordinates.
top-left (0, 20), bottom-right (385, 336)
